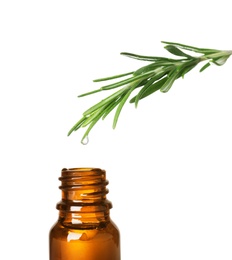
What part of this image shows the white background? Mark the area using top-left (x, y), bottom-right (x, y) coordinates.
top-left (1, 1), bottom-right (232, 259)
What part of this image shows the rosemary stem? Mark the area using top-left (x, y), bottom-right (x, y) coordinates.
top-left (203, 50), bottom-right (232, 60)
top-left (68, 41), bottom-right (232, 142)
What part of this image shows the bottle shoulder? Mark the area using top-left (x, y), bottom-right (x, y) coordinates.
top-left (49, 219), bottom-right (119, 243)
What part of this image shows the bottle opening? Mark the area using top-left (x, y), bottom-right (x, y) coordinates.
top-left (59, 168), bottom-right (107, 189)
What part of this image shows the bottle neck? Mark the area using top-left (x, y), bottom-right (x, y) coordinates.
top-left (56, 168), bottom-right (112, 228)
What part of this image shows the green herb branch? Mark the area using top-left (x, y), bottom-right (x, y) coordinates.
top-left (68, 41), bottom-right (232, 143)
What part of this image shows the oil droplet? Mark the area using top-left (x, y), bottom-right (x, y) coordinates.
top-left (81, 136), bottom-right (89, 145)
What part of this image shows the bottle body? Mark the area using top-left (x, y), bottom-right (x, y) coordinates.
top-left (49, 168), bottom-right (120, 260)
top-left (50, 219), bottom-right (120, 260)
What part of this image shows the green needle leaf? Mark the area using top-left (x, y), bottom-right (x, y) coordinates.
top-left (164, 45), bottom-right (193, 58)
top-left (102, 98), bottom-right (122, 120)
top-left (67, 117), bottom-right (86, 136)
top-left (86, 71), bottom-right (154, 93)
top-left (132, 67), bottom-right (172, 106)
top-left (162, 41), bottom-right (219, 54)
top-left (200, 62), bottom-right (211, 72)
top-left (83, 87), bottom-right (127, 116)
top-left (132, 77), bottom-right (167, 104)
top-left (80, 111), bottom-right (105, 143)
top-left (121, 52), bottom-right (186, 62)
top-left (160, 71), bottom-right (179, 93)
top-left (113, 83), bottom-right (138, 129)
top-left (212, 55), bottom-right (230, 66)
top-left (93, 71), bottom-right (134, 82)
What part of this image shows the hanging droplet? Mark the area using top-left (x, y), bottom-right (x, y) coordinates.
top-left (81, 136), bottom-right (89, 145)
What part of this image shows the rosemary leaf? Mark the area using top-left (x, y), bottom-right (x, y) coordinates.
top-left (83, 87), bottom-right (127, 116)
top-left (80, 111), bottom-right (105, 143)
top-left (93, 71), bottom-right (134, 82)
top-left (161, 41), bottom-right (219, 55)
top-left (121, 52), bottom-right (186, 62)
top-left (101, 71), bottom-right (155, 90)
top-left (212, 55), bottom-right (230, 66)
top-left (133, 68), bottom-right (173, 106)
top-left (102, 97), bottom-right (122, 120)
top-left (132, 77), bottom-right (167, 104)
top-left (67, 117), bottom-right (86, 136)
top-left (160, 70), bottom-right (179, 93)
top-left (200, 62), bottom-right (211, 72)
top-left (164, 45), bottom-right (193, 58)
top-left (113, 83), bottom-right (138, 129)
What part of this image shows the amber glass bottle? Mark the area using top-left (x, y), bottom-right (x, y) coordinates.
top-left (49, 167), bottom-right (120, 260)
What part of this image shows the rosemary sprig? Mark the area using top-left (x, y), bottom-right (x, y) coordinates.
top-left (68, 41), bottom-right (232, 143)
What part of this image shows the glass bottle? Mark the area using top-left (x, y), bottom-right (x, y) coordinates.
top-left (49, 167), bottom-right (120, 260)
